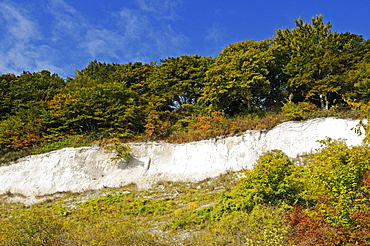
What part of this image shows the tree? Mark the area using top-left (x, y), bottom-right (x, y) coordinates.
top-left (0, 73), bottom-right (17, 119)
top-left (274, 15), bottom-right (367, 109)
top-left (0, 112), bottom-right (43, 151)
top-left (146, 55), bottom-right (213, 112)
top-left (44, 62), bottom-right (154, 139)
top-left (0, 71), bottom-right (64, 118)
top-left (343, 59), bottom-right (370, 103)
top-left (0, 71), bottom-right (65, 151)
top-left (201, 40), bottom-right (273, 115)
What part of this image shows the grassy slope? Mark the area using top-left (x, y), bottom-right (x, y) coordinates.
top-left (0, 109), bottom-right (367, 245)
top-left (0, 171), bottom-right (247, 245)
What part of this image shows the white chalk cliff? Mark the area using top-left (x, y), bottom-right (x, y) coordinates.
top-left (0, 118), bottom-right (365, 203)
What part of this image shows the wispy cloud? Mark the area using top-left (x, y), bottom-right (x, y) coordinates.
top-left (114, 4), bottom-right (189, 61)
top-left (0, 2), bottom-right (39, 41)
top-left (0, 0), bottom-right (189, 77)
top-left (204, 22), bottom-right (226, 56)
top-left (136, 0), bottom-right (181, 20)
top-left (0, 1), bottom-right (64, 75)
top-left (82, 28), bottom-right (125, 59)
top-left (46, 0), bottom-right (86, 41)
top-left (45, 0), bottom-right (189, 65)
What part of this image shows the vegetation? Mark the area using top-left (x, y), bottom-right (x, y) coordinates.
top-left (1, 140), bottom-right (370, 245)
top-left (1, 14), bottom-right (370, 244)
top-left (1, 15), bottom-right (369, 162)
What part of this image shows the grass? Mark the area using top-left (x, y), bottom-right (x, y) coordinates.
top-left (163, 107), bottom-right (364, 144)
top-left (0, 171), bottom-right (246, 245)
top-left (0, 168), bottom-right (298, 245)
top-left (0, 109), bottom-right (368, 245)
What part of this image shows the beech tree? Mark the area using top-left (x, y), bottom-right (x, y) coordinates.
top-left (0, 71), bottom-right (65, 150)
top-left (44, 61), bottom-right (154, 139)
top-left (274, 14), bottom-right (367, 109)
top-left (201, 40), bottom-right (273, 114)
top-left (344, 59), bottom-right (370, 103)
top-left (146, 55), bottom-right (213, 111)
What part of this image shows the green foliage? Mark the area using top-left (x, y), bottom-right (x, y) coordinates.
top-left (304, 139), bottom-right (370, 226)
top-left (344, 60), bottom-right (370, 102)
top-left (202, 40), bottom-right (273, 114)
top-left (44, 61), bottom-right (154, 140)
top-left (0, 70), bottom-right (65, 118)
top-left (274, 15), bottom-right (367, 109)
top-left (104, 139), bottom-right (132, 164)
top-left (0, 71), bottom-right (64, 152)
top-left (146, 55), bottom-right (213, 112)
top-left (227, 150), bottom-right (303, 211)
top-left (32, 135), bottom-right (89, 155)
top-left (282, 94), bottom-right (316, 120)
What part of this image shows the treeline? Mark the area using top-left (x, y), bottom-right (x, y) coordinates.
top-left (1, 15), bottom-right (370, 155)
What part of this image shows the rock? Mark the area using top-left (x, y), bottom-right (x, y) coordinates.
top-left (0, 118), bottom-right (365, 204)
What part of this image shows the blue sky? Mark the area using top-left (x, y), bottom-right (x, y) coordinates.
top-left (0, 0), bottom-right (369, 78)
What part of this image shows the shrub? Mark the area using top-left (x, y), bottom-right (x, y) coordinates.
top-left (286, 141), bottom-right (370, 245)
top-left (282, 95), bottom-right (316, 121)
top-left (104, 138), bottom-right (132, 164)
top-left (304, 140), bottom-right (370, 227)
top-left (223, 150), bottom-right (304, 212)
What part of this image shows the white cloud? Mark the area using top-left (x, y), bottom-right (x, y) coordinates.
top-left (0, 0), bottom-right (190, 77)
top-left (71, 2), bottom-right (188, 63)
top-left (136, 0), bottom-right (182, 21)
top-left (0, 1), bottom-right (63, 75)
top-left (46, 0), bottom-right (87, 41)
top-left (82, 28), bottom-right (125, 59)
top-left (0, 1), bottom-right (40, 41)
top-left (115, 6), bottom-right (189, 61)
top-left (205, 22), bottom-right (226, 55)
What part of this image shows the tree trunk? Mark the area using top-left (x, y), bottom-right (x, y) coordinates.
top-left (247, 100), bottom-right (251, 112)
top-left (319, 94), bottom-right (325, 109)
top-left (319, 93), bottom-right (329, 110)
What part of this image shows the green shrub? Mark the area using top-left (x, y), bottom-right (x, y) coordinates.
top-left (304, 139), bottom-right (370, 227)
top-left (104, 138), bottom-right (132, 164)
top-left (282, 95), bottom-right (316, 121)
top-left (215, 149), bottom-right (304, 215)
top-left (32, 135), bottom-right (89, 155)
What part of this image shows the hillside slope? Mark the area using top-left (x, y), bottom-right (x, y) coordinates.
top-left (0, 117), bottom-right (364, 204)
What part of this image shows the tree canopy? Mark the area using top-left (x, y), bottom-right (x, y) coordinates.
top-left (1, 15), bottom-right (370, 152)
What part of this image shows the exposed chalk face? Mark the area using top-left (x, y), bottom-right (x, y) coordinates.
top-left (0, 118), bottom-right (365, 203)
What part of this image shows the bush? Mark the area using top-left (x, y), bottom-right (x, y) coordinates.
top-left (224, 150), bottom-right (304, 211)
top-left (103, 138), bottom-right (132, 164)
top-left (282, 95), bottom-right (316, 121)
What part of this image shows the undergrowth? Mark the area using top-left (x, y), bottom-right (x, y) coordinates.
top-left (1, 140), bottom-right (370, 245)
top-left (0, 107), bottom-right (364, 166)
top-left (0, 171), bottom-right (242, 245)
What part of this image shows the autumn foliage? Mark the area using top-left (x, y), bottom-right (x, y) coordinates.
top-left (1, 15), bottom-right (370, 244)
